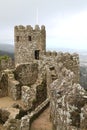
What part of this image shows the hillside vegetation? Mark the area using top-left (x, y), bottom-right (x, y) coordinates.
top-left (80, 66), bottom-right (87, 90)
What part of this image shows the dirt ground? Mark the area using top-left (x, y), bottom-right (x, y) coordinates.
top-left (0, 125), bottom-right (3, 130)
top-left (0, 96), bottom-right (22, 118)
top-left (0, 96), bottom-right (22, 130)
top-left (0, 97), bottom-right (53, 130)
top-left (0, 96), bottom-right (21, 108)
top-left (30, 107), bottom-right (53, 130)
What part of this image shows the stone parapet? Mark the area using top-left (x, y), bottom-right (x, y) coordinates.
top-left (14, 25), bottom-right (45, 31)
top-left (21, 86), bottom-right (36, 110)
top-left (50, 67), bottom-right (87, 130)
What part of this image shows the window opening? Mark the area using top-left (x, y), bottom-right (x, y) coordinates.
top-left (28, 36), bottom-right (31, 41)
top-left (16, 36), bottom-right (19, 42)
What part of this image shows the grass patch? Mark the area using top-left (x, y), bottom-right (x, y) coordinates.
top-left (0, 55), bottom-right (10, 63)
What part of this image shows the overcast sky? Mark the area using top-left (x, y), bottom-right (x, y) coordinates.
top-left (0, 0), bottom-right (87, 50)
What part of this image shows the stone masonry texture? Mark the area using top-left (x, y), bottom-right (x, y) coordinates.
top-left (50, 66), bottom-right (87, 130)
top-left (14, 25), bottom-right (46, 65)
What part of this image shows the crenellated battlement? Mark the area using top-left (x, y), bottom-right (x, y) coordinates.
top-left (39, 51), bottom-right (80, 83)
top-left (40, 51), bottom-right (79, 61)
top-left (14, 25), bottom-right (45, 32)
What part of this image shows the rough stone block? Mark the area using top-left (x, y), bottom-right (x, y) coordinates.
top-left (14, 63), bottom-right (38, 85)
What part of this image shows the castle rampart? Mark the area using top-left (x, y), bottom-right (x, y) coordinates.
top-left (40, 51), bottom-right (80, 83)
top-left (50, 67), bottom-right (87, 130)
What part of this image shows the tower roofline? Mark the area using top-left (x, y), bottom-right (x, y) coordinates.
top-left (14, 25), bottom-right (45, 31)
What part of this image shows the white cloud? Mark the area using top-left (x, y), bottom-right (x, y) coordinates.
top-left (47, 10), bottom-right (87, 50)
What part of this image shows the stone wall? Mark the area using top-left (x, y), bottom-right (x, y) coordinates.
top-left (4, 119), bottom-right (21, 130)
top-left (21, 98), bottom-right (49, 130)
top-left (21, 86), bottom-right (36, 110)
top-left (0, 57), bottom-right (14, 82)
top-left (0, 69), bottom-right (21, 99)
top-left (38, 52), bottom-right (80, 98)
top-left (8, 79), bottom-right (21, 100)
top-left (32, 78), bottom-right (47, 109)
top-left (0, 57), bottom-right (14, 71)
top-left (21, 77), bottom-right (47, 110)
top-left (0, 73), bottom-right (8, 97)
top-left (41, 52), bottom-right (80, 83)
top-left (50, 66), bottom-right (87, 130)
top-left (2, 69), bottom-right (21, 100)
top-left (14, 25), bottom-right (46, 65)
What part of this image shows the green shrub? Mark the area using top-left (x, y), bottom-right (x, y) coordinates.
top-left (0, 55), bottom-right (9, 63)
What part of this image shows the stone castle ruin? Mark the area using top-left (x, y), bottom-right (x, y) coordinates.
top-left (0, 25), bottom-right (87, 130)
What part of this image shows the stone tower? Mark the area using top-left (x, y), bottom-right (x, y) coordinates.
top-left (14, 25), bottom-right (46, 65)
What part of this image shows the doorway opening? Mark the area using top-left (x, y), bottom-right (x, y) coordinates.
top-left (35, 50), bottom-right (40, 60)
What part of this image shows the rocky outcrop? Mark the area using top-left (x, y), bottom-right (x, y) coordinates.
top-left (14, 62), bottom-right (38, 85)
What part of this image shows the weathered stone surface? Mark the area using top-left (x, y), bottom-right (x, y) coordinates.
top-left (21, 86), bottom-right (36, 109)
top-left (0, 57), bottom-right (14, 70)
top-left (8, 79), bottom-right (20, 100)
top-left (20, 98), bottom-right (49, 130)
top-left (14, 62), bottom-right (38, 85)
top-left (0, 73), bottom-right (8, 97)
top-left (55, 52), bottom-right (80, 83)
top-left (3, 69), bottom-right (21, 100)
top-left (80, 104), bottom-right (87, 129)
top-left (0, 109), bottom-right (10, 124)
top-left (21, 77), bottom-right (47, 110)
top-left (32, 79), bottom-right (47, 109)
top-left (14, 25), bottom-right (46, 65)
top-left (50, 68), bottom-right (87, 130)
top-left (4, 119), bottom-right (20, 130)
top-left (20, 115), bottom-right (30, 130)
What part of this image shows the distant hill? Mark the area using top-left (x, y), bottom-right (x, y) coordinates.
top-left (80, 66), bottom-right (87, 90)
top-left (0, 44), bottom-right (14, 59)
top-left (0, 44), bottom-right (14, 53)
top-left (0, 50), bottom-right (14, 59)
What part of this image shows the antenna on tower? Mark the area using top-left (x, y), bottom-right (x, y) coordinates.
top-left (36, 8), bottom-right (39, 24)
